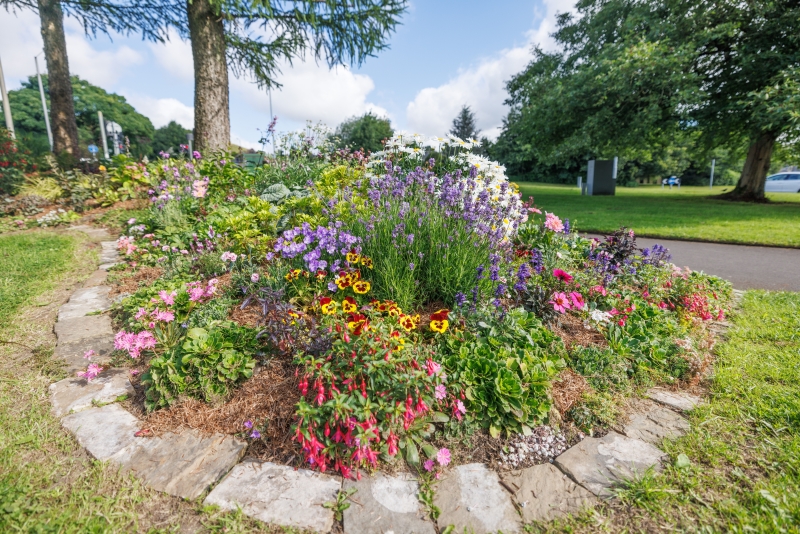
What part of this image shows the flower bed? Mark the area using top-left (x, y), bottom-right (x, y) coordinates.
top-left (93, 131), bottom-right (731, 480)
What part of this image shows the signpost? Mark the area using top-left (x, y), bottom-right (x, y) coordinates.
top-left (710, 158), bottom-right (716, 188)
top-left (105, 120), bottom-right (122, 156)
top-left (88, 144), bottom-right (99, 160)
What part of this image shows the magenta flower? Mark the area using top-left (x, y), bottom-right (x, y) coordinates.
top-left (158, 290), bottom-right (176, 306)
top-left (83, 350), bottom-right (96, 360)
top-left (220, 251), bottom-right (237, 262)
top-left (250, 430), bottom-right (261, 439)
top-left (243, 420), bottom-right (253, 429)
top-left (423, 459), bottom-right (435, 472)
top-left (569, 291), bottom-right (585, 309)
top-left (549, 292), bottom-right (571, 314)
top-left (553, 269), bottom-right (574, 283)
top-left (153, 309), bottom-right (175, 323)
top-left (77, 363), bottom-right (103, 382)
top-left (135, 307), bottom-right (148, 320)
top-left (437, 448), bottom-right (451, 466)
top-left (425, 359), bottom-right (441, 376)
top-left (435, 384), bottom-right (447, 400)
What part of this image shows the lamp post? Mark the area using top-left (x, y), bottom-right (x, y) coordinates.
top-left (98, 112), bottom-right (109, 159)
top-left (186, 132), bottom-right (194, 158)
top-left (35, 54), bottom-right (53, 151)
top-left (105, 121), bottom-right (122, 156)
top-left (0, 56), bottom-right (15, 138)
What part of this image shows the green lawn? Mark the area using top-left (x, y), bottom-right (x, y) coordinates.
top-left (515, 183), bottom-right (800, 247)
top-left (537, 290), bottom-right (800, 532)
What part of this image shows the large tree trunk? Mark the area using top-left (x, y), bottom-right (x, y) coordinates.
top-left (187, 0), bottom-right (230, 153)
top-left (720, 131), bottom-right (776, 202)
top-left (38, 0), bottom-right (79, 157)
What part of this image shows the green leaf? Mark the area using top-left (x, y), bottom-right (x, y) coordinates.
top-left (489, 425), bottom-right (501, 438)
top-left (429, 411), bottom-right (450, 423)
top-left (404, 438), bottom-right (420, 466)
top-left (675, 453), bottom-right (691, 470)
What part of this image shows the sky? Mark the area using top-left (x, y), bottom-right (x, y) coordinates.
top-left (0, 0), bottom-right (576, 149)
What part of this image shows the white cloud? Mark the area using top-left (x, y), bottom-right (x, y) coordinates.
top-left (231, 133), bottom-right (261, 151)
top-left (405, 0), bottom-right (577, 139)
top-left (0, 10), bottom-right (46, 87)
top-left (148, 33), bottom-right (194, 82)
top-left (232, 60), bottom-right (389, 129)
top-left (124, 94), bottom-right (193, 129)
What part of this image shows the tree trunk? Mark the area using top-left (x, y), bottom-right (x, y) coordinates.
top-left (720, 131), bottom-right (776, 202)
top-left (187, 0), bottom-right (230, 153)
top-left (38, 0), bottom-right (79, 157)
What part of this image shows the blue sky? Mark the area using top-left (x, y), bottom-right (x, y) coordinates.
top-left (0, 0), bottom-right (573, 147)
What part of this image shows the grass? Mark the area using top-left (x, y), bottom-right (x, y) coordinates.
top-left (0, 230), bottom-right (281, 533)
top-left (514, 183), bottom-right (800, 247)
top-left (532, 290), bottom-right (800, 532)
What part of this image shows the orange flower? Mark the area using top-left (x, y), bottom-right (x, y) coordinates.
top-left (353, 281), bottom-right (371, 294)
top-left (342, 296), bottom-right (358, 313)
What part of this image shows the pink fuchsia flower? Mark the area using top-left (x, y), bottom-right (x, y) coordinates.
top-left (569, 291), bottom-right (585, 310)
top-left (553, 269), bottom-right (574, 283)
top-left (549, 292), bottom-right (571, 314)
top-left (437, 448), bottom-right (451, 466)
top-left (423, 459), bottom-right (435, 472)
top-left (77, 363), bottom-right (103, 382)
top-left (435, 384), bottom-right (447, 400)
top-left (158, 290), bottom-right (177, 306)
top-left (544, 212), bottom-right (564, 232)
top-left (426, 359), bottom-right (441, 376)
top-left (251, 273), bottom-right (260, 283)
top-left (220, 251), bottom-right (237, 262)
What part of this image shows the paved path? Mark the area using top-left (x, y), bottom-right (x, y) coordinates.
top-left (590, 235), bottom-right (800, 291)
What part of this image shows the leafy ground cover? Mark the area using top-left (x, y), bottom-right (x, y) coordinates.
top-left (515, 183), bottom-right (800, 247)
top-left (0, 231), bottom-right (278, 533)
top-left (534, 290), bottom-right (800, 532)
top-left (89, 132), bottom-right (732, 492)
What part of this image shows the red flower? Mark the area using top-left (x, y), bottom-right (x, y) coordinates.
top-left (553, 269), bottom-right (573, 282)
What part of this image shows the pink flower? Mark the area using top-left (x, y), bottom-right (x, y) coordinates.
top-left (192, 179), bottom-right (208, 198)
top-left (549, 292), bottom-right (571, 314)
top-left (569, 291), bottom-right (585, 310)
top-left (527, 206), bottom-right (542, 214)
top-left (77, 363), bottom-right (103, 382)
top-left (251, 273), bottom-right (260, 283)
top-left (544, 212), bottom-right (564, 232)
top-left (159, 290), bottom-right (176, 306)
top-left (435, 384), bottom-right (447, 400)
top-left (114, 331), bottom-right (136, 351)
top-left (83, 350), bottom-right (96, 360)
top-left (220, 251), bottom-right (237, 262)
top-left (188, 287), bottom-right (205, 301)
top-left (590, 285), bottom-right (607, 296)
top-left (135, 307), bottom-right (148, 320)
top-left (553, 269), bottom-right (573, 283)
top-left (130, 369), bottom-right (140, 376)
top-left (437, 448), bottom-right (451, 466)
top-left (425, 359), bottom-right (441, 376)
top-left (423, 459), bottom-right (435, 472)
top-left (153, 309), bottom-right (175, 323)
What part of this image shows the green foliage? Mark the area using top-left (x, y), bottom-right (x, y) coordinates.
top-left (569, 345), bottom-right (630, 392)
top-left (440, 309), bottom-right (565, 437)
top-left (493, 0), bottom-right (800, 190)
top-left (152, 121), bottom-right (191, 155)
top-left (567, 390), bottom-right (622, 433)
top-left (141, 324), bottom-right (256, 411)
top-left (1, 75), bottom-right (155, 158)
top-left (335, 112), bottom-right (392, 153)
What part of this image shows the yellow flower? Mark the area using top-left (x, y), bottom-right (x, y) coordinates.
top-left (430, 319), bottom-right (449, 333)
top-left (342, 296), bottom-right (358, 314)
top-left (353, 281), bottom-right (371, 294)
top-left (98, 165), bottom-right (107, 172)
top-left (320, 297), bottom-right (338, 315)
top-left (360, 256), bottom-right (373, 269)
top-left (285, 269), bottom-right (303, 281)
top-left (346, 250), bottom-right (360, 264)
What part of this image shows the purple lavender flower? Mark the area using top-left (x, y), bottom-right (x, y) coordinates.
top-left (454, 292), bottom-right (467, 307)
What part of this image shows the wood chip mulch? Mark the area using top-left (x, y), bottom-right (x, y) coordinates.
top-left (551, 368), bottom-right (591, 415)
top-left (548, 313), bottom-right (608, 350)
top-left (109, 266), bottom-right (164, 296)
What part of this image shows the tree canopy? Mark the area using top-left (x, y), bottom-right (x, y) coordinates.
top-left (152, 121), bottom-right (191, 155)
top-left (1, 75), bottom-right (155, 158)
top-left (449, 105), bottom-right (479, 141)
top-left (335, 112), bottom-right (392, 153)
top-left (493, 0), bottom-right (800, 198)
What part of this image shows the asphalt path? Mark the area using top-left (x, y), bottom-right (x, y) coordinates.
top-left (589, 236), bottom-right (800, 291)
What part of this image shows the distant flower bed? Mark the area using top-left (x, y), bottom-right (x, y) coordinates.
top-left (99, 130), bottom-right (732, 479)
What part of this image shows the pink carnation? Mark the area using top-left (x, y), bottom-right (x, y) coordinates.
top-left (544, 212), bottom-right (564, 232)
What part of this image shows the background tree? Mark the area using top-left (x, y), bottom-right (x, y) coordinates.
top-left (175, 0), bottom-right (407, 152)
top-left (0, 75), bottom-right (155, 159)
top-left (1, 0), bottom-right (182, 160)
top-left (449, 105), bottom-right (479, 140)
top-left (152, 121), bottom-right (191, 155)
top-left (335, 112), bottom-right (392, 153)
top-left (493, 0), bottom-right (800, 199)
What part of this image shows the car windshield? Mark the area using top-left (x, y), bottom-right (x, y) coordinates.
top-left (767, 174), bottom-right (785, 181)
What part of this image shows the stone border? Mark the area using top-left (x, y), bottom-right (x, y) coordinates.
top-left (51, 225), bottom-right (722, 533)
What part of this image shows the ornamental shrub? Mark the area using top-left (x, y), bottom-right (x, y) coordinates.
top-left (439, 308), bottom-right (566, 437)
top-left (0, 128), bottom-right (33, 195)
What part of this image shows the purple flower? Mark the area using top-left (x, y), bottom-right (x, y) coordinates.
top-left (250, 430), bottom-right (261, 439)
top-left (454, 292), bottom-right (466, 307)
top-left (243, 420), bottom-right (253, 429)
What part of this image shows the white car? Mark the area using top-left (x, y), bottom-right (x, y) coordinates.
top-left (765, 172), bottom-right (800, 193)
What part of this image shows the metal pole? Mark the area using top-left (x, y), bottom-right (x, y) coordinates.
top-left (269, 89), bottom-right (276, 153)
top-left (35, 55), bottom-right (53, 151)
top-left (98, 112), bottom-right (109, 159)
top-left (710, 158), bottom-right (716, 188)
top-left (0, 56), bottom-right (15, 138)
